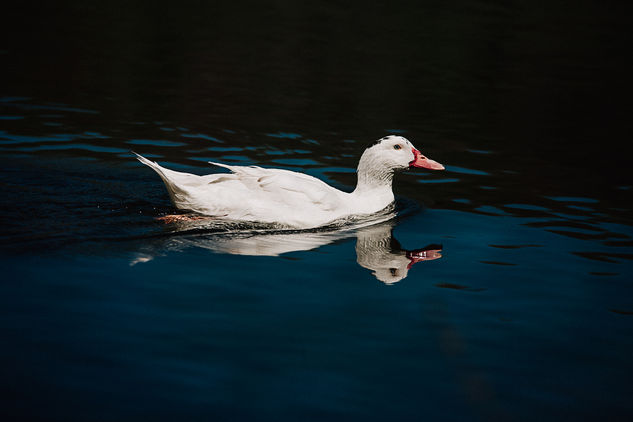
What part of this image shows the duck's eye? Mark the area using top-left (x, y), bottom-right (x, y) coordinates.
top-left (393, 144), bottom-right (402, 150)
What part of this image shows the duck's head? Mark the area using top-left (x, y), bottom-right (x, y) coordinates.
top-left (360, 135), bottom-right (444, 175)
top-left (355, 222), bottom-right (444, 284)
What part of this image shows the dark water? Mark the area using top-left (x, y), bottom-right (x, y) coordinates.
top-left (2, 2), bottom-right (633, 421)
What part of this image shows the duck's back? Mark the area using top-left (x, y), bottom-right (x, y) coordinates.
top-left (135, 154), bottom-right (350, 228)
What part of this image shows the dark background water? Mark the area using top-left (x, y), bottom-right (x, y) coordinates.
top-left (1, 1), bottom-right (632, 421)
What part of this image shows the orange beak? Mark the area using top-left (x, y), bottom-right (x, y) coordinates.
top-left (409, 148), bottom-right (445, 170)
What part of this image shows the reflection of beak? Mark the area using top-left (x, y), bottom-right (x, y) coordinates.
top-left (130, 254), bottom-right (154, 266)
top-left (406, 245), bottom-right (443, 269)
top-left (409, 148), bottom-right (445, 170)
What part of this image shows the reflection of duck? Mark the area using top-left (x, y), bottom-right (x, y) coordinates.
top-left (133, 135), bottom-right (443, 229)
top-left (132, 220), bottom-right (442, 284)
top-left (355, 223), bottom-right (441, 284)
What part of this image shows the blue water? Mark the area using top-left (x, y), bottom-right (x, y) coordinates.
top-left (2, 2), bottom-right (633, 421)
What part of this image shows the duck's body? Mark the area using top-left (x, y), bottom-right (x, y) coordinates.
top-left (134, 135), bottom-right (444, 229)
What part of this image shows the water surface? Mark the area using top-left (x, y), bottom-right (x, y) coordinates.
top-left (1, 2), bottom-right (632, 421)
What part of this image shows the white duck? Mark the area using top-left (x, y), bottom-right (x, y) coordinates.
top-left (134, 135), bottom-right (444, 229)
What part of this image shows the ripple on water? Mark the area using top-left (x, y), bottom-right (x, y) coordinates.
top-left (480, 260), bottom-right (517, 266)
top-left (207, 146), bottom-right (244, 152)
top-left (445, 165), bottom-right (490, 176)
top-left (548, 211), bottom-right (595, 222)
top-left (0, 131), bottom-right (108, 144)
top-left (603, 240), bottom-right (633, 247)
top-left (417, 178), bottom-right (460, 184)
top-left (0, 96), bottom-right (31, 102)
top-left (488, 244), bottom-right (542, 249)
top-left (504, 204), bottom-right (551, 212)
top-left (180, 133), bottom-right (223, 143)
top-left (572, 251), bottom-right (633, 263)
top-left (220, 155), bottom-right (253, 163)
top-left (566, 205), bottom-right (595, 212)
top-left (523, 220), bottom-right (604, 233)
top-left (188, 157), bottom-right (221, 163)
top-left (264, 149), bottom-right (286, 155)
top-left (265, 132), bottom-right (302, 139)
top-left (9, 143), bottom-right (127, 153)
top-left (271, 158), bottom-right (320, 166)
top-left (435, 283), bottom-right (487, 292)
top-left (546, 196), bottom-right (600, 203)
top-left (473, 205), bottom-right (512, 215)
top-left (127, 139), bottom-right (187, 147)
top-left (8, 101), bottom-right (99, 114)
top-left (120, 152), bottom-right (162, 159)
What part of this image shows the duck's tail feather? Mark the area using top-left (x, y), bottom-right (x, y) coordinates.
top-left (133, 151), bottom-right (172, 185)
top-left (132, 151), bottom-right (198, 210)
top-left (132, 151), bottom-right (156, 168)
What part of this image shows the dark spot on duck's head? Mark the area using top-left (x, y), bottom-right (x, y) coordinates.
top-left (365, 136), bottom-right (391, 150)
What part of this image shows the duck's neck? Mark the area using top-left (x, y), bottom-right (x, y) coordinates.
top-left (355, 223), bottom-right (395, 261)
top-left (352, 153), bottom-right (395, 203)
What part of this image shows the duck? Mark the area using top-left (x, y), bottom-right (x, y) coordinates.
top-left (133, 135), bottom-right (444, 229)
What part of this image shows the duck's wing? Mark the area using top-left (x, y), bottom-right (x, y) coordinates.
top-left (209, 162), bottom-right (345, 213)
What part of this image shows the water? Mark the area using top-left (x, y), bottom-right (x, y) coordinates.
top-left (2, 2), bottom-right (633, 421)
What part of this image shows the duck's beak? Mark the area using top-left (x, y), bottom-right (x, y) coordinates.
top-left (410, 148), bottom-right (445, 170)
top-left (406, 246), bottom-right (443, 269)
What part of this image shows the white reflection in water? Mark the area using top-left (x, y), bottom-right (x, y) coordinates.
top-left (354, 223), bottom-right (441, 284)
top-left (132, 217), bottom-right (441, 284)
